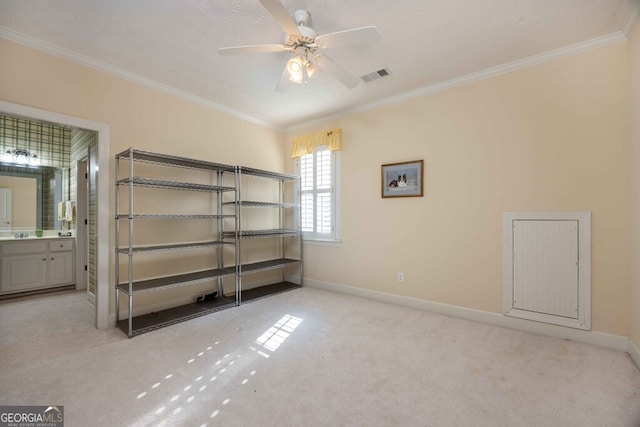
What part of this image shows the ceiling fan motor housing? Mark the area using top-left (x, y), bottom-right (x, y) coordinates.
top-left (294, 10), bottom-right (311, 26)
top-left (284, 26), bottom-right (317, 46)
top-left (288, 10), bottom-right (316, 45)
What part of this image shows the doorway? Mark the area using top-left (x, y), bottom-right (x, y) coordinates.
top-left (0, 100), bottom-right (110, 329)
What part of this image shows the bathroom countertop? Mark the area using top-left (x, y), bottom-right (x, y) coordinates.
top-left (0, 235), bottom-right (74, 241)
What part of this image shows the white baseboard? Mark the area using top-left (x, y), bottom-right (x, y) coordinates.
top-left (304, 278), bottom-right (630, 353)
top-left (629, 339), bottom-right (640, 370)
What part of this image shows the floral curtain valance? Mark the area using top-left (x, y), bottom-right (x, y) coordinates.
top-left (291, 128), bottom-right (342, 158)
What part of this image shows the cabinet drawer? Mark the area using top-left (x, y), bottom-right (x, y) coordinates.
top-left (2, 241), bottom-right (48, 255)
top-left (49, 240), bottom-right (74, 252)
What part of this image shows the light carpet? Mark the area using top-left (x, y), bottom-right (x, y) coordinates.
top-left (0, 287), bottom-right (639, 426)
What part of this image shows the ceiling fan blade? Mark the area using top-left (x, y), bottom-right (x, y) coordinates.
top-left (311, 54), bottom-right (360, 88)
top-left (259, 0), bottom-right (301, 36)
top-left (276, 63), bottom-right (291, 93)
top-left (315, 26), bottom-right (381, 49)
top-left (218, 44), bottom-right (287, 56)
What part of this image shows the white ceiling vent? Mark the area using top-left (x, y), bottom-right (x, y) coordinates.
top-left (361, 68), bottom-right (391, 82)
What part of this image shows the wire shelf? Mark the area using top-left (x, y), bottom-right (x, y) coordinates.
top-left (116, 148), bottom-right (236, 173)
top-left (236, 166), bottom-right (299, 181)
top-left (115, 213), bottom-right (236, 220)
top-left (222, 201), bottom-right (298, 208)
top-left (239, 258), bottom-right (301, 275)
top-left (116, 297), bottom-right (237, 337)
top-left (116, 240), bottom-right (233, 255)
top-left (117, 177), bottom-right (235, 192)
top-left (116, 267), bottom-right (236, 294)
top-left (224, 229), bottom-right (301, 239)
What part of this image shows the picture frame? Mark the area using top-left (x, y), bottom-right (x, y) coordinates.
top-left (381, 160), bottom-right (424, 198)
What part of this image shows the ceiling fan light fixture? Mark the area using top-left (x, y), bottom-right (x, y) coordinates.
top-left (286, 56), bottom-right (304, 80)
top-left (287, 55), bottom-right (316, 85)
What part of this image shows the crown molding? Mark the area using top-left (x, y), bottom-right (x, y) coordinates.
top-left (286, 31), bottom-right (627, 132)
top-left (0, 25), bottom-right (628, 134)
top-left (0, 26), bottom-right (281, 131)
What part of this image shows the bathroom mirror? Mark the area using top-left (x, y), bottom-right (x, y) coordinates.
top-left (0, 166), bottom-right (63, 231)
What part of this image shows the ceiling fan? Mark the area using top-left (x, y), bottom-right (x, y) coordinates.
top-left (218, 0), bottom-right (381, 92)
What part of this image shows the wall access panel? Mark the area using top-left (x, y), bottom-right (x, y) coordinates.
top-left (503, 211), bottom-right (591, 330)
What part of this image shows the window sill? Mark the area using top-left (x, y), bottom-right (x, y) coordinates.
top-left (302, 238), bottom-right (342, 247)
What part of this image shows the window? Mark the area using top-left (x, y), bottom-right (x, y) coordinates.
top-left (296, 145), bottom-right (340, 242)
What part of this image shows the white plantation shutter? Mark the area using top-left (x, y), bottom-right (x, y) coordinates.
top-left (298, 145), bottom-right (338, 240)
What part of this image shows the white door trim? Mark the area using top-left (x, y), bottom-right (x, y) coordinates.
top-left (0, 188), bottom-right (12, 230)
top-left (76, 155), bottom-right (89, 293)
top-left (0, 100), bottom-right (110, 329)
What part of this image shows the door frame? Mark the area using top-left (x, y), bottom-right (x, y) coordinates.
top-left (0, 188), bottom-right (12, 230)
top-left (76, 155), bottom-right (89, 294)
top-left (0, 100), bottom-right (111, 329)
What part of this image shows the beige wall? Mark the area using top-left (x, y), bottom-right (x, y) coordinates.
top-left (0, 36), bottom-right (635, 337)
top-left (289, 43), bottom-right (631, 336)
top-left (0, 176), bottom-right (37, 228)
top-left (0, 39), bottom-right (287, 314)
top-left (629, 18), bottom-right (640, 349)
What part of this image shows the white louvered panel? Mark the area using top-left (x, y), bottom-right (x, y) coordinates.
top-left (512, 220), bottom-right (579, 319)
top-left (316, 150), bottom-right (331, 190)
top-left (300, 155), bottom-right (313, 191)
top-left (316, 192), bottom-right (332, 233)
top-left (299, 147), bottom-right (334, 238)
top-left (300, 193), bottom-right (313, 232)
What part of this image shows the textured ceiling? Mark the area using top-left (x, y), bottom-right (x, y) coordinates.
top-left (0, 0), bottom-right (638, 129)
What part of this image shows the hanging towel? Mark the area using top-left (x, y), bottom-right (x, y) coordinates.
top-left (57, 202), bottom-right (66, 221)
top-left (64, 200), bottom-right (76, 222)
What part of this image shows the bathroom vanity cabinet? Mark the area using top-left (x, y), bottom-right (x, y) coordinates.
top-left (1, 238), bottom-right (75, 294)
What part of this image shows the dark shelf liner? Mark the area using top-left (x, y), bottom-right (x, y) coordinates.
top-left (239, 281), bottom-right (301, 304)
top-left (116, 240), bottom-right (233, 254)
top-left (239, 258), bottom-right (301, 275)
top-left (116, 282), bottom-right (301, 337)
top-left (116, 267), bottom-right (236, 294)
top-left (117, 295), bottom-right (237, 337)
top-left (224, 229), bottom-right (301, 239)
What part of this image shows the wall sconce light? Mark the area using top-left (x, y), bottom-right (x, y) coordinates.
top-left (3, 148), bottom-right (40, 166)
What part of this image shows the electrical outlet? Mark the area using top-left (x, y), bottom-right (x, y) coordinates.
top-left (397, 272), bottom-right (404, 283)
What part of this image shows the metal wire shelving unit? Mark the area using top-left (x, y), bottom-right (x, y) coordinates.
top-left (114, 148), bottom-right (238, 337)
top-left (230, 166), bottom-right (302, 304)
top-left (114, 149), bottom-right (302, 337)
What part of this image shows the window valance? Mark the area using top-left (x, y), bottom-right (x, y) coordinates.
top-left (291, 128), bottom-right (342, 158)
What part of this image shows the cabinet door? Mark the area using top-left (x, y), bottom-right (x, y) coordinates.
top-left (50, 252), bottom-right (74, 286)
top-left (1, 254), bottom-right (48, 293)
